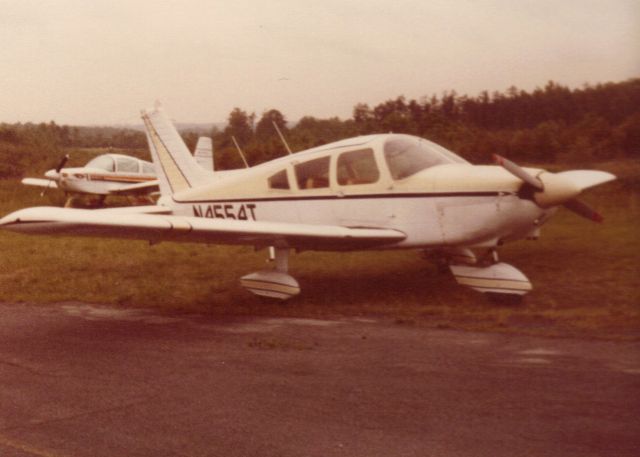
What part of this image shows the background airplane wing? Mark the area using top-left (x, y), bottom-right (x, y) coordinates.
top-left (0, 207), bottom-right (406, 250)
top-left (108, 180), bottom-right (160, 195)
top-left (22, 178), bottom-right (57, 188)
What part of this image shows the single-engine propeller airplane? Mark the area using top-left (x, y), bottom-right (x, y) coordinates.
top-left (1, 105), bottom-right (615, 302)
top-left (22, 137), bottom-right (214, 207)
top-left (22, 153), bottom-right (159, 206)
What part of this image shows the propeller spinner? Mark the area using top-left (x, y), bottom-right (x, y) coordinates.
top-left (492, 154), bottom-right (614, 223)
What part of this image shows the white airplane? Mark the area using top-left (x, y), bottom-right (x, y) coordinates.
top-left (22, 153), bottom-right (158, 206)
top-left (0, 106), bottom-right (615, 303)
top-left (22, 139), bottom-right (214, 206)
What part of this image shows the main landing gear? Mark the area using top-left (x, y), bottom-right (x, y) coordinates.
top-left (240, 246), bottom-right (532, 303)
top-left (240, 247), bottom-right (301, 300)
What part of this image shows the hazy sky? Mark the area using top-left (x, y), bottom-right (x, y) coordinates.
top-left (0, 0), bottom-right (638, 125)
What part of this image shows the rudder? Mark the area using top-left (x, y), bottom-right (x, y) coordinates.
top-left (141, 105), bottom-right (210, 197)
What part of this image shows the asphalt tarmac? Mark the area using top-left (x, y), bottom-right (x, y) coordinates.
top-left (0, 302), bottom-right (638, 457)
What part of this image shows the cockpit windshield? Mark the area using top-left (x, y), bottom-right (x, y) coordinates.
top-left (86, 155), bottom-right (115, 172)
top-left (383, 135), bottom-right (467, 180)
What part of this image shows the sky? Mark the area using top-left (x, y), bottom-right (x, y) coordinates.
top-left (0, 0), bottom-right (638, 125)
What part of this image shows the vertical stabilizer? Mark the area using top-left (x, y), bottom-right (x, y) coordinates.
top-left (141, 106), bottom-right (210, 197)
top-left (193, 137), bottom-right (214, 171)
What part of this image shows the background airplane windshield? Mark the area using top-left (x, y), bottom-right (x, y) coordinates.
top-left (384, 136), bottom-right (468, 180)
top-left (86, 155), bottom-right (115, 172)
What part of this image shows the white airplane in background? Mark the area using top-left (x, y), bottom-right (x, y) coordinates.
top-left (1, 105), bottom-right (615, 302)
top-left (22, 138), bottom-right (214, 206)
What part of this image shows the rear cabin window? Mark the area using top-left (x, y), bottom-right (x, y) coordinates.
top-left (295, 156), bottom-right (330, 189)
top-left (116, 156), bottom-right (139, 173)
top-left (337, 149), bottom-right (379, 185)
top-left (268, 169), bottom-right (290, 189)
top-left (142, 161), bottom-right (155, 174)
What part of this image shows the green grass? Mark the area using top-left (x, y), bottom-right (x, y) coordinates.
top-left (0, 160), bottom-right (638, 340)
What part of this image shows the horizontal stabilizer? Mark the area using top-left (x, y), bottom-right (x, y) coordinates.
top-left (0, 206), bottom-right (406, 251)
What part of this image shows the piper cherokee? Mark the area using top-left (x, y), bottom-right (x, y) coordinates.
top-left (22, 137), bottom-right (213, 207)
top-left (0, 105), bottom-right (615, 302)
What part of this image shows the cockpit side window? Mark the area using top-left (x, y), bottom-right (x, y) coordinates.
top-left (116, 156), bottom-right (139, 173)
top-left (295, 156), bottom-right (330, 189)
top-left (337, 149), bottom-right (379, 185)
top-left (86, 155), bottom-right (115, 172)
top-left (268, 169), bottom-right (290, 190)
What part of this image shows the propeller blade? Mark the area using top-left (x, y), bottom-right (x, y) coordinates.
top-left (41, 154), bottom-right (69, 197)
top-left (55, 154), bottom-right (70, 173)
top-left (563, 198), bottom-right (604, 223)
top-left (492, 154), bottom-right (543, 191)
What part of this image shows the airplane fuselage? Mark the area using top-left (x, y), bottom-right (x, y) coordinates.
top-left (161, 134), bottom-right (552, 250)
top-left (52, 166), bottom-right (156, 195)
top-left (177, 193), bottom-right (549, 249)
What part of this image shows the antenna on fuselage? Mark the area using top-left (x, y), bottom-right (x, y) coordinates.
top-left (231, 136), bottom-right (250, 168)
top-left (272, 121), bottom-right (293, 155)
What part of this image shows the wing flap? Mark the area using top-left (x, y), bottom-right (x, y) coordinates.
top-left (0, 207), bottom-right (405, 250)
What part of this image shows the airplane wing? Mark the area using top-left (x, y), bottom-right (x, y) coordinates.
top-left (0, 206), bottom-right (406, 251)
top-left (98, 205), bottom-right (173, 215)
top-left (22, 178), bottom-right (57, 189)
top-left (108, 180), bottom-right (160, 195)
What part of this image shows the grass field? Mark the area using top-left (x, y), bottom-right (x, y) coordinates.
top-left (0, 159), bottom-right (638, 340)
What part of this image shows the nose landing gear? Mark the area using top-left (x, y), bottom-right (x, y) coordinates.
top-left (426, 247), bottom-right (531, 304)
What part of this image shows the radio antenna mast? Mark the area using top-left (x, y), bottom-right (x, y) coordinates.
top-left (231, 136), bottom-right (250, 168)
top-left (272, 121), bottom-right (293, 155)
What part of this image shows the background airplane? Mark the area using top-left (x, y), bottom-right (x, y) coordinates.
top-left (22, 137), bottom-right (214, 207)
top-left (1, 105), bottom-right (615, 303)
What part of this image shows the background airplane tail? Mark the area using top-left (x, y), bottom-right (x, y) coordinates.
top-left (194, 137), bottom-right (214, 172)
top-left (141, 106), bottom-right (211, 197)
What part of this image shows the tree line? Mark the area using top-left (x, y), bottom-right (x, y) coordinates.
top-left (0, 78), bottom-right (638, 178)
top-left (216, 78), bottom-right (639, 167)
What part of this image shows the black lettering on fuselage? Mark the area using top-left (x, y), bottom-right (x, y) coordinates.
top-left (191, 203), bottom-right (257, 221)
top-left (224, 204), bottom-right (236, 219)
top-left (247, 204), bottom-right (256, 220)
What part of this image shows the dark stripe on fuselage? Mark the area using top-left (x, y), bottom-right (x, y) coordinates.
top-left (174, 191), bottom-right (509, 204)
top-left (88, 175), bottom-right (155, 183)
